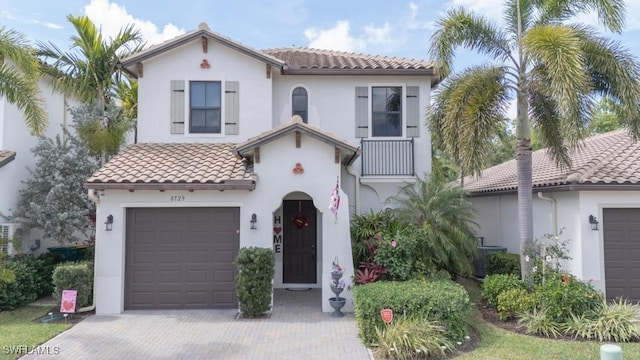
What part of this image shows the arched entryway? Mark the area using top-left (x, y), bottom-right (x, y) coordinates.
top-left (273, 192), bottom-right (323, 288)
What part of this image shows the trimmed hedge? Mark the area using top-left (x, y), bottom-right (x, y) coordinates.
top-left (486, 252), bottom-right (521, 276)
top-left (0, 254), bottom-right (62, 310)
top-left (52, 261), bottom-right (94, 309)
top-left (352, 279), bottom-right (470, 345)
top-left (236, 247), bottom-right (275, 317)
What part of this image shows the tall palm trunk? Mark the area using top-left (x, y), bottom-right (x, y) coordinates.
top-left (516, 88), bottom-right (534, 289)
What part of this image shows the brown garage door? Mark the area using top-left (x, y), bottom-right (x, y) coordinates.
top-left (603, 208), bottom-right (640, 302)
top-left (125, 207), bottom-right (239, 310)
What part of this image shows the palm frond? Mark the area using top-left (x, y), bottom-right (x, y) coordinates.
top-left (429, 7), bottom-right (514, 77)
top-left (428, 65), bottom-right (511, 176)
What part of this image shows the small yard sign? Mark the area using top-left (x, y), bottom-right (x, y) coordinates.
top-left (380, 309), bottom-right (393, 324)
top-left (60, 289), bottom-right (77, 313)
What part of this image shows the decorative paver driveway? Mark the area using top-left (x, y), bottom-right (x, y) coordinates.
top-left (21, 289), bottom-right (371, 360)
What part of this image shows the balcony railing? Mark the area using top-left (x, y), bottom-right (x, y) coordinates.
top-left (360, 139), bottom-right (414, 176)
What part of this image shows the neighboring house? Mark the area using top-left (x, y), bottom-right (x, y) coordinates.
top-left (85, 23), bottom-right (437, 314)
top-left (463, 129), bottom-right (640, 302)
top-left (0, 77), bottom-right (72, 255)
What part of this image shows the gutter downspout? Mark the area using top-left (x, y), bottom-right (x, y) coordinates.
top-left (346, 164), bottom-right (361, 215)
top-left (77, 189), bottom-right (100, 313)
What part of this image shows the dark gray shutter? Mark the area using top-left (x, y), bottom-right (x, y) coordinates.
top-left (225, 81), bottom-right (239, 135)
top-left (406, 86), bottom-right (420, 138)
top-left (170, 80), bottom-right (185, 134)
top-left (355, 87), bottom-right (369, 138)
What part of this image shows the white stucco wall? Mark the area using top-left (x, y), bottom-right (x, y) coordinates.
top-left (471, 190), bottom-right (640, 296)
top-left (135, 40), bottom-right (273, 143)
top-left (271, 74), bottom-right (432, 211)
top-left (94, 132), bottom-right (353, 314)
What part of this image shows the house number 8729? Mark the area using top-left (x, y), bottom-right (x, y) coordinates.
top-left (170, 196), bottom-right (185, 202)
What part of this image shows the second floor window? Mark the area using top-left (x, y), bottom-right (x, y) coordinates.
top-left (190, 81), bottom-right (221, 134)
top-left (292, 87), bottom-right (308, 123)
top-left (372, 86), bottom-right (402, 137)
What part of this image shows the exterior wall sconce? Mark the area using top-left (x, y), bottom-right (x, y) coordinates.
top-left (250, 213), bottom-right (257, 230)
top-left (105, 215), bottom-right (114, 231)
top-left (589, 215), bottom-right (599, 231)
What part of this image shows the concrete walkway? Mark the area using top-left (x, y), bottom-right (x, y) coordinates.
top-left (21, 289), bottom-right (372, 360)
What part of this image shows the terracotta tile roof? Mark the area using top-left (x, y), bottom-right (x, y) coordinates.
top-left (236, 116), bottom-right (360, 165)
top-left (462, 129), bottom-right (640, 195)
top-left (0, 150), bottom-right (16, 168)
top-left (85, 143), bottom-right (256, 191)
top-left (263, 47), bottom-right (436, 76)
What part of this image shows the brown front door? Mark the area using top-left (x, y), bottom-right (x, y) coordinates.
top-left (283, 200), bottom-right (317, 283)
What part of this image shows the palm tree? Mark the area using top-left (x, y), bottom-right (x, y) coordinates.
top-left (428, 0), bottom-right (640, 287)
top-left (37, 15), bottom-right (144, 162)
top-left (0, 27), bottom-right (47, 135)
top-left (392, 175), bottom-right (478, 276)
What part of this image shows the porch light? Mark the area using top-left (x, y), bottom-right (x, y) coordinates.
top-left (588, 215), bottom-right (599, 231)
top-left (105, 215), bottom-right (114, 231)
top-left (250, 213), bottom-right (257, 230)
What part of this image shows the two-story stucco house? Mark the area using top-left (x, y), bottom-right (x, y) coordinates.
top-left (86, 23), bottom-right (437, 314)
top-left (0, 77), bottom-right (73, 255)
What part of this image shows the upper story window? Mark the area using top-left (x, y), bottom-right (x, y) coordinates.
top-left (372, 86), bottom-right (402, 137)
top-left (292, 87), bottom-right (308, 123)
top-left (190, 81), bottom-right (221, 134)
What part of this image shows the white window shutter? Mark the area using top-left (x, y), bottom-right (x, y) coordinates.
top-left (355, 87), bottom-right (369, 138)
top-left (406, 86), bottom-right (420, 138)
top-left (170, 80), bottom-right (185, 134)
top-left (225, 81), bottom-right (239, 135)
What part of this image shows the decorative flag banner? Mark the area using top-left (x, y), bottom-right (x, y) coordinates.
top-left (60, 289), bottom-right (77, 313)
top-left (381, 309), bottom-right (393, 324)
top-left (328, 177), bottom-right (340, 220)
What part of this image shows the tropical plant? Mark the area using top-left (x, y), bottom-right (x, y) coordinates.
top-left (518, 308), bottom-right (563, 338)
top-left (482, 273), bottom-right (526, 307)
top-left (392, 174), bottom-right (478, 276)
top-left (12, 131), bottom-right (98, 244)
top-left (0, 26), bottom-right (47, 135)
top-left (37, 15), bottom-right (144, 162)
top-left (375, 316), bottom-right (453, 359)
top-left (564, 298), bottom-right (640, 342)
top-left (428, 0), bottom-right (640, 287)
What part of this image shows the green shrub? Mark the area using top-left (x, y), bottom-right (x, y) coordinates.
top-left (486, 252), bottom-right (521, 276)
top-left (353, 279), bottom-right (470, 345)
top-left (52, 261), bottom-right (94, 308)
top-left (35, 252), bottom-right (63, 297)
top-left (0, 255), bottom-right (42, 310)
top-left (564, 298), bottom-right (640, 342)
top-left (482, 274), bottom-right (525, 307)
top-left (518, 308), bottom-right (562, 337)
top-left (497, 288), bottom-right (535, 320)
top-left (350, 210), bottom-right (398, 268)
top-left (235, 247), bottom-right (275, 317)
top-left (374, 230), bottom-right (415, 281)
top-left (534, 272), bottom-right (603, 322)
top-left (375, 316), bottom-right (453, 359)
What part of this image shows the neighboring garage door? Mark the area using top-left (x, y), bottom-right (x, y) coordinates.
top-left (125, 207), bottom-right (239, 310)
top-left (603, 208), bottom-right (640, 302)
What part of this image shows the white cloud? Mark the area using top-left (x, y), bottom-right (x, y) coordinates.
top-left (304, 20), bottom-right (365, 52)
top-left (304, 20), bottom-right (394, 53)
top-left (406, 2), bottom-right (435, 30)
top-left (84, 0), bottom-right (184, 45)
top-left (42, 22), bottom-right (63, 30)
top-left (1, 10), bottom-right (63, 30)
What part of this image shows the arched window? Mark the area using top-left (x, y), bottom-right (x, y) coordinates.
top-left (292, 87), bottom-right (308, 123)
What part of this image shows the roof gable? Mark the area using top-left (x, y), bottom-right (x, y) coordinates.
top-left (236, 116), bottom-right (360, 165)
top-left (120, 23), bottom-right (284, 77)
top-left (462, 129), bottom-right (640, 195)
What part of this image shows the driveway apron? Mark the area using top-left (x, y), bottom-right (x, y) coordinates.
top-left (20, 289), bottom-right (372, 360)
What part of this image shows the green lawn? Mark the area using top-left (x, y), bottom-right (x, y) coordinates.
top-left (456, 278), bottom-right (640, 360)
top-left (0, 306), bottom-right (71, 360)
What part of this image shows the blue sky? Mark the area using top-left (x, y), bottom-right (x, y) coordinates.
top-left (5, 0), bottom-right (640, 62)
